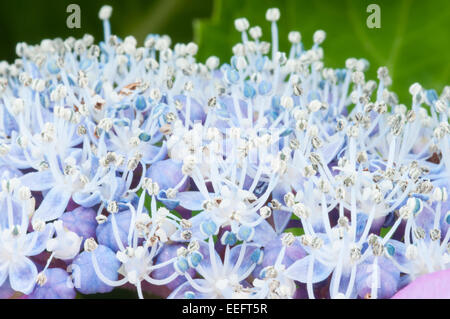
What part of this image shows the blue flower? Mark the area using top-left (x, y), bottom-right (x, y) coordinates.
top-left (0, 184), bottom-right (54, 294)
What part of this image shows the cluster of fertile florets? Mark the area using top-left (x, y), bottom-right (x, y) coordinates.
top-left (0, 6), bottom-right (449, 299)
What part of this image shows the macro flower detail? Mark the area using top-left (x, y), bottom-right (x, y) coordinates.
top-left (0, 5), bottom-right (448, 299)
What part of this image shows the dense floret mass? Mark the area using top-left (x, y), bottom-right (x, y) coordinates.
top-left (0, 6), bottom-right (449, 299)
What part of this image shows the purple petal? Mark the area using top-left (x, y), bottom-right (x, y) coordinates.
top-left (356, 256), bottom-right (400, 299)
top-left (174, 95), bottom-right (206, 124)
top-left (0, 281), bottom-right (15, 299)
top-left (146, 159), bottom-right (187, 191)
top-left (26, 268), bottom-right (76, 299)
top-left (271, 184), bottom-right (293, 233)
top-left (60, 207), bottom-right (97, 242)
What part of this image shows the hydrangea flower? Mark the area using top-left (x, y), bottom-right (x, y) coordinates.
top-left (0, 5), bottom-right (448, 299)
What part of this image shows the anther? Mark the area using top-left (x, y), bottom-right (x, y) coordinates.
top-left (84, 238), bottom-right (98, 252)
top-left (96, 215), bottom-right (108, 224)
top-left (107, 201), bottom-right (119, 214)
top-left (260, 206), bottom-right (272, 219)
top-left (429, 228), bottom-right (441, 241)
top-left (281, 232), bottom-right (295, 246)
top-left (36, 273), bottom-right (47, 287)
top-left (99, 5), bottom-right (113, 20)
top-left (266, 8), bottom-right (280, 22)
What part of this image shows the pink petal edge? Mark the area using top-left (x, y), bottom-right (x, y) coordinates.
top-left (392, 269), bottom-right (450, 299)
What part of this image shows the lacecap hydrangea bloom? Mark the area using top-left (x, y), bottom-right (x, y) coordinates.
top-left (0, 5), bottom-right (449, 299)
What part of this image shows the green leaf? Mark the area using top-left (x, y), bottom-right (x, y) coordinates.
top-left (380, 226), bottom-right (392, 238)
top-left (285, 227), bottom-right (305, 236)
top-left (195, 0), bottom-right (450, 104)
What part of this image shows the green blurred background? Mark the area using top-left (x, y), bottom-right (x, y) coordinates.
top-left (0, 0), bottom-right (448, 103)
top-left (0, 0), bottom-right (214, 59)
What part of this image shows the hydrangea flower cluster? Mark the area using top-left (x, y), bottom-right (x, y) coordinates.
top-left (0, 6), bottom-right (449, 299)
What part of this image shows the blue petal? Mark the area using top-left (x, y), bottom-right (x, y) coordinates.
top-left (273, 210), bottom-right (292, 234)
top-left (146, 159), bottom-right (186, 190)
top-left (96, 210), bottom-right (131, 252)
top-left (20, 171), bottom-right (55, 191)
top-left (271, 184), bottom-right (293, 233)
top-left (176, 191), bottom-right (207, 211)
top-left (72, 245), bottom-right (120, 295)
top-left (72, 190), bottom-right (101, 207)
top-left (24, 223), bottom-right (55, 256)
top-left (251, 220), bottom-right (277, 245)
top-left (32, 187), bottom-right (72, 222)
top-left (9, 256), bottom-right (38, 294)
top-left (27, 268), bottom-right (76, 299)
top-left (356, 213), bottom-right (368, 241)
top-left (141, 143), bottom-right (168, 164)
top-left (173, 95), bottom-right (206, 124)
top-left (284, 255), bottom-right (334, 284)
